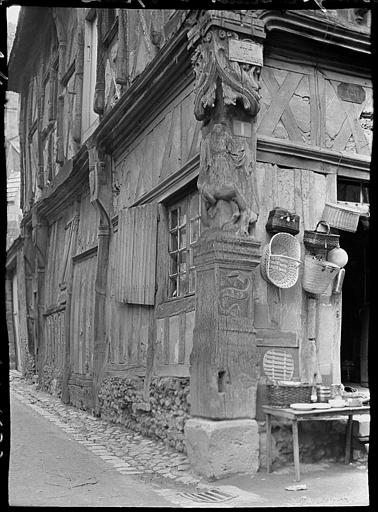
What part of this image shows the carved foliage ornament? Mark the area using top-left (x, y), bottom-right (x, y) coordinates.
top-left (192, 29), bottom-right (262, 121)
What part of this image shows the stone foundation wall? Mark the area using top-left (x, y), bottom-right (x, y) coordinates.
top-left (99, 376), bottom-right (190, 453)
top-left (22, 338), bottom-right (36, 381)
top-left (258, 419), bottom-right (346, 469)
top-left (39, 365), bottom-right (63, 397)
top-left (68, 374), bottom-right (94, 411)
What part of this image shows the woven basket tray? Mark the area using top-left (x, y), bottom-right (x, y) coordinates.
top-left (266, 383), bottom-right (312, 407)
top-left (322, 202), bottom-right (360, 232)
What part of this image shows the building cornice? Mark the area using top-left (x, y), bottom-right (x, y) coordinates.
top-left (34, 145), bottom-right (89, 221)
top-left (259, 9), bottom-right (370, 55)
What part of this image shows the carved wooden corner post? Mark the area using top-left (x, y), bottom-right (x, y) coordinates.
top-left (184, 11), bottom-right (265, 480)
top-left (87, 141), bottom-right (111, 415)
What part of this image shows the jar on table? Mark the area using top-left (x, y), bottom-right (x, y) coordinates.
top-left (316, 385), bottom-right (331, 403)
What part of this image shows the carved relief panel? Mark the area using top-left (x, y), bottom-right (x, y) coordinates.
top-left (218, 270), bottom-right (251, 318)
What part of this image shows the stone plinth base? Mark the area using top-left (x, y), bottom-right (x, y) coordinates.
top-left (184, 418), bottom-right (259, 480)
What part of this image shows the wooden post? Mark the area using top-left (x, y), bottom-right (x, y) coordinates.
top-left (190, 234), bottom-right (261, 418)
top-left (184, 11), bottom-right (265, 479)
top-left (87, 142), bottom-right (112, 415)
top-left (292, 419), bottom-right (301, 481)
top-left (61, 201), bottom-right (80, 404)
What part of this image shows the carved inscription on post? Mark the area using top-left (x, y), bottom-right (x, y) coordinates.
top-left (218, 270), bottom-right (251, 318)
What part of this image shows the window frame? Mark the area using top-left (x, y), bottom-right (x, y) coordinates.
top-left (166, 189), bottom-right (201, 300)
top-left (337, 177), bottom-right (369, 207)
top-left (81, 10), bottom-right (99, 141)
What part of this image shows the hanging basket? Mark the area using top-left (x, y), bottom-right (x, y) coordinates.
top-left (265, 207), bottom-right (300, 235)
top-left (303, 221), bottom-right (340, 254)
top-left (302, 254), bottom-right (340, 295)
top-left (321, 202), bottom-right (360, 232)
top-left (260, 233), bottom-right (301, 289)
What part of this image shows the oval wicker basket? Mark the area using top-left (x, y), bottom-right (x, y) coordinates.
top-left (302, 255), bottom-right (340, 295)
top-left (266, 383), bottom-right (312, 407)
top-left (260, 233), bottom-right (301, 289)
top-left (303, 221), bottom-right (340, 254)
top-left (321, 202), bottom-right (360, 232)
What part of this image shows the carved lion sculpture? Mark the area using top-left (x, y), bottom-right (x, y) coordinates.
top-left (198, 122), bottom-right (258, 237)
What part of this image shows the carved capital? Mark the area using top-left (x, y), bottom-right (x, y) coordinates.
top-left (190, 27), bottom-right (264, 121)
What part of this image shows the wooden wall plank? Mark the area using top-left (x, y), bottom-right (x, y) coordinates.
top-left (163, 316), bottom-right (170, 364)
top-left (184, 309), bottom-right (195, 365)
top-left (169, 314), bottom-right (180, 364)
top-left (178, 313), bottom-right (186, 364)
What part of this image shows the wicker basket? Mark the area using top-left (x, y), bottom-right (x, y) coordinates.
top-left (266, 383), bottom-right (312, 407)
top-left (266, 207), bottom-right (300, 235)
top-left (303, 255), bottom-right (340, 295)
top-left (321, 202), bottom-right (360, 232)
top-left (260, 233), bottom-right (301, 289)
top-left (303, 221), bottom-right (340, 254)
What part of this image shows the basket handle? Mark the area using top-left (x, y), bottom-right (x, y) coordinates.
top-left (320, 264), bottom-right (339, 273)
top-left (270, 254), bottom-right (302, 264)
top-left (315, 221), bottom-right (330, 234)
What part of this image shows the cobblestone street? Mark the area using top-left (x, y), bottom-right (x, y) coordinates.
top-left (9, 370), bottom-right (370, 508)
top-left (9, 370), bottom-right (202, 490)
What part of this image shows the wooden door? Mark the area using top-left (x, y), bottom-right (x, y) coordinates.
top-left (69, 252), bottom-right (97, 376)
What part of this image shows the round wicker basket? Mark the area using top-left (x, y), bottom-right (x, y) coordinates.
top-left (260, 233), bottom-right (302, 289)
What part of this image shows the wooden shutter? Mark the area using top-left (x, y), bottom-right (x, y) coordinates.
top-left (116, 203), bottom-right (158, 305)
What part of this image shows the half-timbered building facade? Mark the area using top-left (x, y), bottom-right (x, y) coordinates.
top-left (7, 7), bottom-right (370, 476)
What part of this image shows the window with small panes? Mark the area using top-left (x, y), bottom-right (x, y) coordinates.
top-left (337, 178), bottom-right (369, 204)
top-left (167, 191), bottom-right (201, 298)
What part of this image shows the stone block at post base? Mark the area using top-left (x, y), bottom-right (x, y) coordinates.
top-left (184, 418), bottom-right (259, 480)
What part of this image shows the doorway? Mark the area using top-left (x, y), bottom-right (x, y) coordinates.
top-left (339, 217), bottom-right (369, 387)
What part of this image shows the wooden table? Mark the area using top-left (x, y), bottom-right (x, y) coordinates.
top-left (263, 404), bottom-right (370, 482)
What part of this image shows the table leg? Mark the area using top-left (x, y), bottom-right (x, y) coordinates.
top-left (292, 419), bottom-right (300, 482)
top-left (345, 414), bottom-right (353, 464)
top-left (266, 414), bottom-right (272, 474)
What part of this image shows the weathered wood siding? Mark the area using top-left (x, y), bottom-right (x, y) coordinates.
top-left (45, 217), bottom-right (67, 307)
top-left (75, 191), bottom-right (99, 255)
top-left (44, 309), bottom-right (65, 368)
top-left (252, 162), bottom-right (341, 384)
top-left (105, 228), bottom-right (153, 371)
top-left (155, 310), bottom-right (195, 376)
top-left (127, 10), bottom-right (176, 85)
top-left (113, 86), bottom-right (201, 210)
top-left (258, 59), bottom-right (372, 155)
